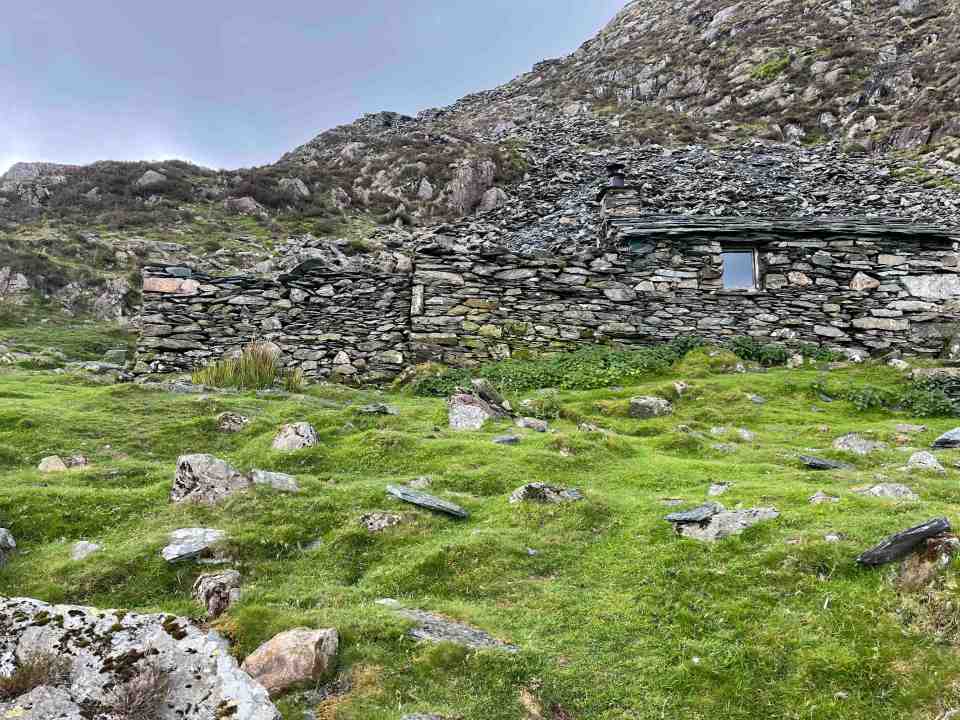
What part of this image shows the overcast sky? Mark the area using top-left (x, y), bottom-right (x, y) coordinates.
top-left (0, 1), bottom-right (624, 174)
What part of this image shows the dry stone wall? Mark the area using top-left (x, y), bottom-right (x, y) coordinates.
top-left (137, 259), bottom-right (412, 382)
top-left (136, 209), bottom-right (960, 379)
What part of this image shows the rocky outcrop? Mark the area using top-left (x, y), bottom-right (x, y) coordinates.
top-left (171, 454), bottom-right (252, 505)
top-left (272, 423), bottom-right (320, 451)
top-left (0, 597), bottom-right (280, 720)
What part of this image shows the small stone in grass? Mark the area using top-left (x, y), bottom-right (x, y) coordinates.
top-left (809, 490), bottom-right (840, 505)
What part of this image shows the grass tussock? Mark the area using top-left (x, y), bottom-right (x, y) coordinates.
top-left (105, 656), bottom-right (171, 720)
top-left (0, 651), bottom-right (72, 700)
top-left (191, 342), bottom-right (304, 392)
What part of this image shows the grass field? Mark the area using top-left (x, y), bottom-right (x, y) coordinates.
top-left (1, 351), bottom-right (959, 719)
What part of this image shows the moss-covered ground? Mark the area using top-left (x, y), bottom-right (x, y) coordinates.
top-left (2, 348), bottom-right (960, 719)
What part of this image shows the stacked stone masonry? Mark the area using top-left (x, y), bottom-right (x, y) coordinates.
top-left (137, 191), bottom-right (960, 379)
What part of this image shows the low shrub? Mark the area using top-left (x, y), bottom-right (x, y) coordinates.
top-left (192, 342), bottom-right (304, 391)
top-left (811, 376), bottom-right (958, 417)
top-left (727, 336), bottom-right (789, 367)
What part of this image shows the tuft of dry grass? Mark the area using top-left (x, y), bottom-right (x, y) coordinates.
top-left (0, 650), bottom-right (72, 700)
top-left (106, 656), bottom-right (171, 720)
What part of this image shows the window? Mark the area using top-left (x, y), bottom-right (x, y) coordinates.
top-left (722, 247), bottom-right (757, 290)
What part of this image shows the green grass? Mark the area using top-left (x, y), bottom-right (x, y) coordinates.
top-left (752, 54), bottom-right (791, 82)
top-left (2, 359), bottom-right (960, 719)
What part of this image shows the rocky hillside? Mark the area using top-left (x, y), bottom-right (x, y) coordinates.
top-left (2, 0), bottom-right (960, 321)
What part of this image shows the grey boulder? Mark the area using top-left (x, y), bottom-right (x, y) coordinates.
top-left (932, 428), bottom-right (960, 449)
top-left (855, 483), bottom-right (919, 501)
top-left (907, 451), bottom-right (946, 474)
top-left (833, 433), bottom-right (887, 456)
top-left (0, 596), bottom-right (279, 720)
top-left (448, 392), bottom-right (506, 431)
top-left (249, 470), bottom-right (300, 493)
top-left (666, 502), bottom-right (779, 542)
top-left (70, 541), bottom-right (102, 562)
top-left (272, 422), bottom-right (319, 451)
top-left (0, 528), bottom-right (15, 565)
top-left (509, 483), bottom-right (583, 504)
top-left (161, 527), bottom-right (227, 563)
top-left (217, 412), bottom-right (251, 433)
top-left (172, 454), bottom-right (251, 505)
top-left (193, 569), bottom-right (242, 619)
top-left (629, 396), bottom-right (673, 419)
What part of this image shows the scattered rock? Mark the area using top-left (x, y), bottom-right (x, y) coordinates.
top-left (272, 422), bottom-right (320, 451)
top-left (907, 451), bottom-right (946, 474)
top-left (241, 628), bottom-right (339, 697)
top-left (493, 434), bottom-right (521, 445)
top-left (855, 483), bottom-right (919, 501)
top-left (856, 518), bottom-right (952, 567)
top-left (0, 597), bottom-right (279, 719)
top-left (386, 485), bottom-right (469, 519)
top-left (629, 396), bottom-right (673, 419)
top-left (661, 498), bottom-right (685, 507)
top-left (809, 491), bottom-right (840, 505)
top-left (896, 424), bottom-right (927, 435)
top-left (665, 502), bottom-right (779, 542)
top-left (70, 541), bottom-right (102, 561)
top-left (161, 528), bottom-right (227, 563)
top-left (360, 513), bottom-right (402, 533)
top-left (447, 392), bottom-right (507, 431)
top-left (217, 412), bottom-right (251, 433)
top-left (358, 403), bottom-right (399, 416)
top-left (888, 358), bottom-right (911, 371)
top-left (376, 599), bottom-right (518, 652)
top-left (932, 428), bottom-right (960, 450)
top-left (833, 433), bottom-right (887, 456)
top-left (249, 469), bottom-right (301, 493)
top-left (708, 483), bottom-right (732, 496)
top-left (824, 532), bottom-right (844, 543)
top-left (800, 455), bottom-right (853, 470)
top-left (897, 535), bottom-right (960, 592)
top-left (673, 381), bottom-right (689, 396)
top-left (747, 393), bottom-right (767, 405)
top-left (516, 417), bottom-right (549, 432)
top-left (409, 476), bottom-right (432, 489)
top-left (0, 528), bottom-right (15, 565)
top-left (37, 455), bottom-right (68, 473)
top-left (172, 454), bottom-right (251, 504)
top-left (193, 569), bottom-right (242, 619)
top-left (509, 483), bottom-right (584, 504)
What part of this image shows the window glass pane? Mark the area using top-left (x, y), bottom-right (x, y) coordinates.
top-left (723, 251), bottom-right (755, 289)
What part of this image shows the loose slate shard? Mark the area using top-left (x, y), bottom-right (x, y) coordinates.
top-left (509, 483), bottom-right (584, 504)
top-left (932, 428), bottom-right (960, 449)
top-left (376, 599), bottom-right (518, 653)
top-left (665, 502), bottom-right (724, 524)
top-left (386, 485), bottom-right (469, 519)
top-left (856, 518), bottom-right (952, 567)
top-left (800, 455), bottom-right (853, 471)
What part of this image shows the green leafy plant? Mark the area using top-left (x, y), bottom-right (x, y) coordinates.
top-left (727, 336), bottom-right (789, 367)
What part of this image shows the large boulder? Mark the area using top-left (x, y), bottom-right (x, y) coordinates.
top-left (933, 428), bottom-right (960, 449)
top-left (135, 169), bottom-right (167, 189)
top-left (249, 470), bottom-right (300, 493)
top-left (171, 454), bottom-right (251, 505)
top-left (0, 597), bottom-right (280, 719)
top-left (241, 628), bottom-right (339, 697)
top-left (833, 433), bottom-right (887, 456)
top-left (224, 196), bottom-right (268, 218)
top-left (272, 423), bottom-right (319, 451)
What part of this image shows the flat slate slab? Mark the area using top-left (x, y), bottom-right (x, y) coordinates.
top-left (665, 502), bottom-right (724, 524)
top-left (857, 518), bottom-right (951, 567)
top-left (800, 455), bottom-right (853, 471)
top-left (386, 485), bottom-right (469, 519)
top-left (933, 428), bottom-right (960, 449)
top-left (161, 528), bottom-right (227, 563)
top-left (377, 599), bottom-right (518, 652)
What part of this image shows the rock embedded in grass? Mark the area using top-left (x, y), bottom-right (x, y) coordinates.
top-left (800, 455), bottom-right (853, 471)
top-left (0, 596), bottom-right (280, 719)
top-left (357, 403), bottom-right (399, 416)
top-left (241, 627), bottom-right (339, 698)
top-left (217, 412), bottom-right (250, 433)
top-left (272, 422), bottom-right (319, 451)
top-left (895, 424), bottom-right (927, 435)
top-left (856, 518), bottom-right (952, 567)
top-left (172, 454), bottom-right (252, 505)
top-left (509, 483), bottom-right (584, 504)
top-left (516, 417), bottom-right (549, 432)
top-left (907, 451), bottom-right (946, 474)
top-left (493, 434), bottom-right (521, 445)
top-left (360, 512), bottom-right (402, 533)
top-left (833, 433), bottom-right (887, 456)
top-left (629, 396), bottom-right (673, 419)
top-left (193, 569), bottom-right (242, 619)
top-left (0, 528), bottom-right (15, 565)
top-left (70, 540), bottom-right (102, 561)
top-left (386, 485), bottom-right (469, 519)
top-left (447, 391), bottom-right (508, 431)
top-left (809, 491), bottom-right (840, 505)
top-left (932, 428), bottom-right (960, 450)
top-left (665, 502), bottom-right (779, 542)
top-left (708, 483), bottom-right (732, 496)
top-left (37, 455), bottom-right (69, 473)
top-left (249, 469), bottom-right (300, 493)
top-left (376, 599), bottom-right (519, 652)
top-left (161, 528), bottom-right (227, 563)
top-left (855, 483), bottom-right (919, 501)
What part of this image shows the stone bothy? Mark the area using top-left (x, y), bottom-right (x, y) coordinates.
top-left (136, 187), bottom-right (960, 380)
